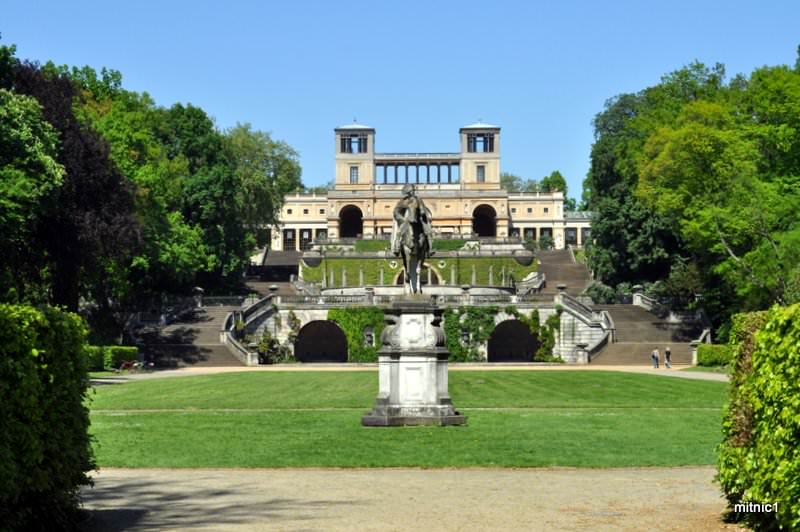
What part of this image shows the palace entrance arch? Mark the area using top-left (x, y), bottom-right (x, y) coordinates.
top-left (487, 319), bottom-right (540, 362)
top-left (339, 205), bottom-right (363, 238)
top-left (294, 320), bottom-right (348, 362)
top-left (472, 204), bottom-right (497, 237)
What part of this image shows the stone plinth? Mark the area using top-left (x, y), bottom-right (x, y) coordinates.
top-left (362, 296), bottom-right (466, 426)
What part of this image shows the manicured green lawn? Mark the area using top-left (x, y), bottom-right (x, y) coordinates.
top-left (682, 365), bottom-right (730, 374)
top-left (89, 371), bottom-right (726, 468)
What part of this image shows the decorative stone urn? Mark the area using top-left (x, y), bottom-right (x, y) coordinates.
top-left (361, 295), bottom-right (467, 426)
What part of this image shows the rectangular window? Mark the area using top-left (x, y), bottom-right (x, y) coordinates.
top-left (350, 166), bottom-right (359, 184)
top-left (287, 208), bottom-right (293, 215)
top-left (300, 229), bottom-right (314, 250)
top-left (527, 207), bottom-right (532, 214)
top-left (581, 227), bottom-right (591, 244)
top-left (319, 208), bottom-right (325, 215)
top-left (303, 209), bottom-right (309, 215)
top-left (341, 134), bottom-right (368, 153)
top-left (467, 133), bottom-right (495, 153)
top-left (511, 208), bottom-right (516, 214)
top-left (282, 229), bottom-right (296, 250)
top-left (476, 165), bottom-right (485, 183)
top-left (524, 228), bottom-right (536, 240)
top-left (315, 228), bottom-right (327, 240)
top-left (544, 207), bottom-right (549, 213)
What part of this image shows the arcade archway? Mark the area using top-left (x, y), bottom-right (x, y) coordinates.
top-left (294, 320), bottom-right (348, 362)
top-left (339, 205), bottom-right (363, 238)
top-left (487, 319), bottom-right (540, 362)
top-left (472, 204), bottom-right (497, 237)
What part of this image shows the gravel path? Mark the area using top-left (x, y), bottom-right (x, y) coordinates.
top-left (80, 467), bottom-right (742, 531)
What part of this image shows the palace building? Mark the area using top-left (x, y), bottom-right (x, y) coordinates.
top-left (270, 122), bottom-right (591, 252)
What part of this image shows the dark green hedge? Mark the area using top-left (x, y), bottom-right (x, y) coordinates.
top-left (0, 304), bottom-right (94, 531)
top-left (85, 345), bottom-right (139, 370)
top-left (106, 346), bottom-right (139, 368)
top-left (85, 345), bottom-right (105, 371)
top-left (717, 307), bottom-right (798, 530)
top-left (696, 344), bottom-right (732, 366)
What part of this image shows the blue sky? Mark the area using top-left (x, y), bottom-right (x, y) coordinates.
top-left (3, 1), bottom-right (798, 199)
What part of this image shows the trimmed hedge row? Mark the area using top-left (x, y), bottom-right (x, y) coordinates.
top-left (696, 344), bottom-right (732, 366)
top-left (85, 345), bottom-right (139, 370)
top-left (0, 304), bottom-right (94, 531)
top-left (717, 307), bottom-right (798, 530)
top-left (302, 255), bottom-right (538, 286)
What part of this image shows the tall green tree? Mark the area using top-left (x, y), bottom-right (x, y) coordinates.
top-left (223, 123), bottom-right (302, 246)
top-left (0, 88), bottom-right (64, 301)
top-left (6, 61), bottom-right (140, 311)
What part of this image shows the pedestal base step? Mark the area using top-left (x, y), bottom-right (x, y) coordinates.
top-left (361, 412), bottom-right (467, 426)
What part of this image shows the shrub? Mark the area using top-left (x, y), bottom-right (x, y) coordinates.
top-left (0, 304), bottom-right (94, 531)
top-left (717, 308), bottom-right (798, 530)
top-left (256, 329), bottom-right (292, 364)
top-left (696, 344), bottom-right (732, 366)
top-left (105, 346), bottom-right (139, 369)
top-left (85, 345), bottom-right (106, 371)
top-left (583, 282), bottom-right (616, 304)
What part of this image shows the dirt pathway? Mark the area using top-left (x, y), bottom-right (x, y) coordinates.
top-left (80, 467), bottom-right (742, 531)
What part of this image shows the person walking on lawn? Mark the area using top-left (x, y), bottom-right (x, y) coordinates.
top-left (651, 348), bottom-right (659, 368)
top-left (664, 346), bottom-right (672, 369)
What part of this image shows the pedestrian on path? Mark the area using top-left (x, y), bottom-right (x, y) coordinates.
top-left (651, 348), bottom-right (659, 368)
top-left (664, 346), bottom-right (672, 369)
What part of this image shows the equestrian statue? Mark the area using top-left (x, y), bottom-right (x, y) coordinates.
top-left (390, 184), bottom-right (434, 294)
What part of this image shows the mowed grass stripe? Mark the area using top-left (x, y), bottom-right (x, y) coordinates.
top-left (90, 409), bottom-right (723, 468)
top-left (91, 406), bottom-right (723, 414)
top-left (89, 371), bottom-right (726, 410)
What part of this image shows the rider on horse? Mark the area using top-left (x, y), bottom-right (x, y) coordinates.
top-left (391, 184), bottom-right (433, 292)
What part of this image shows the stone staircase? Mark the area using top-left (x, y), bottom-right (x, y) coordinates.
top-left (536, 249), bottom-right (591, 297)
top-left (139, 305), bottom-right (244, 368)
top-left (590, 304), bottom-right (700, 365)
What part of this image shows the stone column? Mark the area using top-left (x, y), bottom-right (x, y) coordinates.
top-left (379, 268), bottom-right (385, 285)
top-left (329, 269), bottom-right (335, 287)
top-left (471, 265), bottom-right (477, 285)
top-left (450, 264), bottom-right (456, 285)
top-left (342, 268), bottom-right (347, 287)
top-left (488, 265), bottom-right (494, 286)
top-left (359, 267), bottom-right (364, 286)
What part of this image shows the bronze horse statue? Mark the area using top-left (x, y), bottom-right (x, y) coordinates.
top-left (390, 184), bottom-right (434, 294)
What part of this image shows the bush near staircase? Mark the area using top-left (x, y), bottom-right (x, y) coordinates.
top-left (696, 344), bottom-right (732, 367)
top-left (717, 306), bottom-right (799, 530)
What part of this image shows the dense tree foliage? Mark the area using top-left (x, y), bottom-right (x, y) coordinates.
top-left (585, 56), bottom-right (800, 330)
top-left (0, 42), bottom-right (302, 337)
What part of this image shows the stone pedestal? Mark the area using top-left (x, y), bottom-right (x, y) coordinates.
top-left (362, 296), bottom-right (466, 426)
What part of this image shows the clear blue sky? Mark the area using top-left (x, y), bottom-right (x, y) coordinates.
top-left (3, 1), bottom-right (798, 199)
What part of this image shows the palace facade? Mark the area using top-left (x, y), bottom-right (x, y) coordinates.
top-left (271, 123), bottom-right (591, 251)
